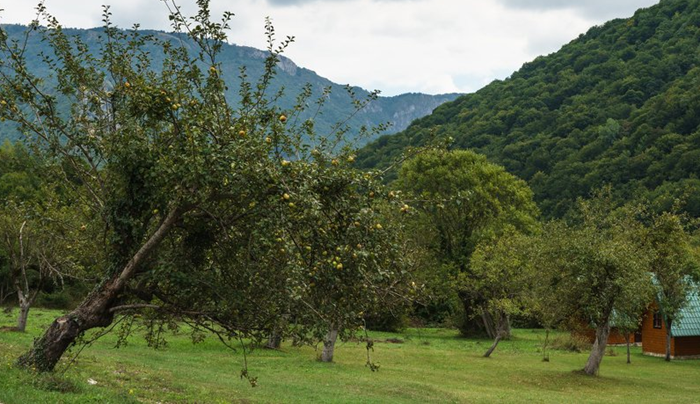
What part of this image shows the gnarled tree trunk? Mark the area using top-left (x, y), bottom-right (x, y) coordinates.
top-left (583, 321), bottom-right (611, 375)
top-left (321, 326), bottom-right (339, 363)
top-left (17, 281), bottom-right (119, 371)
top-left (16, 206), bottom-right (185, 372)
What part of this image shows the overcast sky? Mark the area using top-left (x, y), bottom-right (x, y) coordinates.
top-left (0, 0), bottom-right (660, 96)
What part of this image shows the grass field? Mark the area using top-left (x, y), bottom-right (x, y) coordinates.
top-left (1, 309), bottom-right (699, 403)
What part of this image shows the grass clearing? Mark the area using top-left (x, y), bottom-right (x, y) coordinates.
top-left (1, 309), bottom-right (699, 403)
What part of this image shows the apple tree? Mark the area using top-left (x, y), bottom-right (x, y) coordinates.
top-left (0, 0), bottom-right (409, 373)
top-left (529, 192), bottom-right (652, 376)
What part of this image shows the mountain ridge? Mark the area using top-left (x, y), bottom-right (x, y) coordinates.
top-left (0, 23), bottom-right (460, 144)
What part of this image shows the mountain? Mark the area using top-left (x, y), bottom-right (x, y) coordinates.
top-left (358, 0), bottom-right (700, 218)
top-left (0, 24), bottom-right (459, 145)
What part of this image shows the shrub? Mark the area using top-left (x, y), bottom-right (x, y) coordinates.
top-left (550, 334), bottom-right (592, 353)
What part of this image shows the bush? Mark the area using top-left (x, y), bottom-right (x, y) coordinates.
top-left (36, 291), bottom-right (71, 310)
top-left (36, 283), bottom-right (89, 310)
top-left (364, 309), bottom-right (410, 333)
top-left (550, 334), bottom-right (592, 353)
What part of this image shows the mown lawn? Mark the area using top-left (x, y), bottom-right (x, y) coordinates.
top-left (1, 309), bottom-right (699, 403)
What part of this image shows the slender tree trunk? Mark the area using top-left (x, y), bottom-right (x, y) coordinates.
top-left (0, 283), bottom-right (8, 305)
top-left (583, 322), bottom-right (611, 376)
top-left (16, 293), bottom-right (30, 332)
top-left (13, 220), bottom-right (35, 333)
top-left (321, 326), bottom-right (339, 363)
top-left (481, 311), bottom-right (497, 339)
top-left (16, 206), bottom-right (185, 372)
top-left (625, 333), bottom-right (631, 364)
top-left (542, 328), bottom-right (550, 361)
top-left (483, 333), bottom-right (502, 358)
top-left (665, 320), bottom-right (672, 362)
top-left (483, 312), bottom-right (507, 358)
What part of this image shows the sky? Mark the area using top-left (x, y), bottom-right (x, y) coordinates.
top-left (0, 0), bottom-right (660, 96)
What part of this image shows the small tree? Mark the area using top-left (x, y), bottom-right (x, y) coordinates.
top-left (531, 192), bottom-right (652, 376)
top-left (0, 141), bottom-right (90, 332)
top-left (0, 199), bottom-right (85, 332)
top-left (252, 160), bottom-right (412, 363)
top-left (467, 230), bottom-right (536, 357)
top-left (612, 312), bottom-right (639, 364)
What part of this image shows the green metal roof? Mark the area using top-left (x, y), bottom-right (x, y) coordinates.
top-left (671, 287), bottom-right (700, 338)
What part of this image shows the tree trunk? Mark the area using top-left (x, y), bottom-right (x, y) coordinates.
top-left (265, 314), bottom-right (288, 349)
top-left (16, 293), bottom-right (30, 332)
top-left (481, 311), bottom-right (497, 339)
top-left (266, 330), bottom-right (282, 349)
top-left (17, 277), bottom-right (120, 371)
top-left (542, 328), bottom-right (550, 361)
top-left (480, 309), bottom-right (511, 340)
top-left (483, 312), bottom-right (508, 358)
top-left (583, 322), bottom-right (611, 376)
top-left (502, 314), bottom-right (511, 339)
top-left (483, 333), bottom-right (502, 358)
top-left (665, 319), bottom-right (672, 362)
top-left (321, 326), bottom-right (339, 363)
top-left (13, 220), bottom-right (37, 333)
top-left (0, 283), bottom-right (8, 305)
top-left (16, 206), bottom-right (185, 372)
top-left (625, 333), bottom-right (631, 364)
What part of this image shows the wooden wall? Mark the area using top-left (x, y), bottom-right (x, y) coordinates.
top-left (573, 326), bottom-right (634, 345)
top-left (641, 307), bottom-right (669, 356)
top-left (642, 307), bottom-right (700, 357)
top-left (674, 336), bottom-right (700, 357)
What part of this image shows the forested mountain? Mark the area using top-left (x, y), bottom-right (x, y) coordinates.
top-left (0, 24), bottom-right (459, 144)
top-left (358, 0), bottom-right (700, 218)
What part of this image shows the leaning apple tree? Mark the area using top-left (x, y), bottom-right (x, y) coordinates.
top-left (0, 0), bottom-right (412, 373)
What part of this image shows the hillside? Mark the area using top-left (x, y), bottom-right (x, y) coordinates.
top-left (358, 0), bottom-right (700, 218)
top-left (0, 24), bottom-right (459, 144)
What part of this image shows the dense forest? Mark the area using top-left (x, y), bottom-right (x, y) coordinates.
top-left (0, 24), bottom-right (459, 144)
top-left (358, 0), bottom-right (700, 218)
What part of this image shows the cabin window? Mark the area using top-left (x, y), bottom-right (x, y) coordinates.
top-left (653, 311), bottom-right (663, 329)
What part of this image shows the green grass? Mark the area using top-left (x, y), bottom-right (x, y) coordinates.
top-left (1, 309), bottom-right (700, 403)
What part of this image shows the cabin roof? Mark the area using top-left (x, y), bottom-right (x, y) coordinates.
top-left (672, 288), bottom-right (700, 337)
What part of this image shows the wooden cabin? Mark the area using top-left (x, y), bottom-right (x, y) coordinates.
top-left (573, 325), bottom-right (637, 345)
top-left (571, 312), bottom-right (641, 346)
top-left (642, 288), bottom-right (700, 359)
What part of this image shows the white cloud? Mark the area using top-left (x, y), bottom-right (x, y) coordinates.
top-left (495, 0), bottom-right (660, 19)
top-left (0, 0), bottom-right (661, 96)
